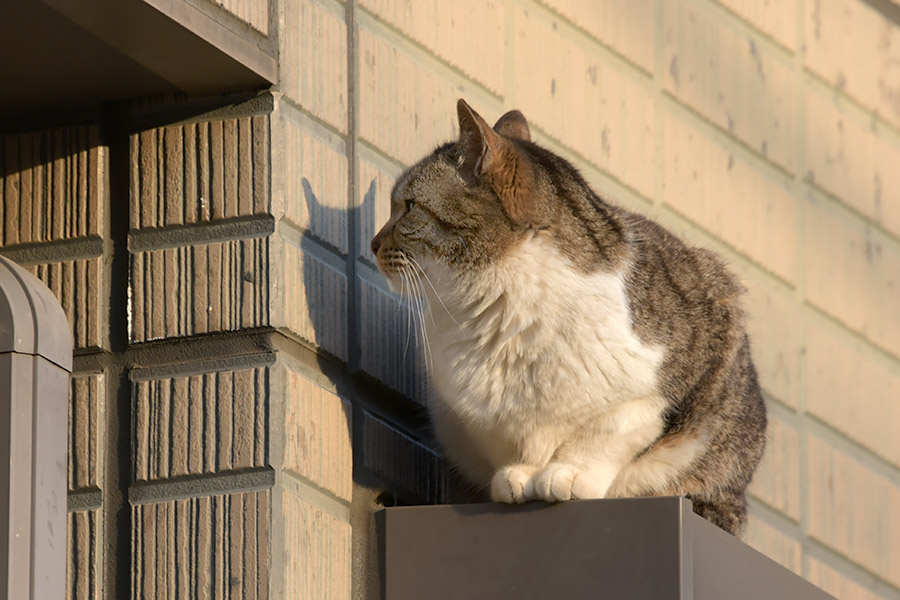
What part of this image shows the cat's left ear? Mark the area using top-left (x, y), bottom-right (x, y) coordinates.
top-left (456, 99), bottom-right (539, 225)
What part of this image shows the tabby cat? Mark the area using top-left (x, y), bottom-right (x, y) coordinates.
top-left (370, 99), bottom-right (767, 536)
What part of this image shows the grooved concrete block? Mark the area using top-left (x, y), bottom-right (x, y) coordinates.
top-left (513, 6), bottom-right (655, 198)
top-left (745, 517), bottom-right (802, 575)
top-left (28, 257), bottom-right (106, 349)
top-left (69, 373), bottom-right (105, 492)
top-left (131, 491), bottom-right (269, 600)
top-left (359, 0), bottom-right (505, 94)
top-left (663, 111), bottom-right (798, 282)
top-left (282, 117), bottom-right (349, 253)
top-left (663, 1), bottom-right (793, 171)
top-left (129, 238), bottom-right (270, 342)
top-left (282, 0), bottom-right (347, 133)
top-left (806, 326), bottom-right (900, 470)
top-left (210, 0), bottom-right (269, 34)
top-left (358, 158), bottom-right (396, 264)
top-left (716, 0), bottom-right (797, 50)
top-left (358, 29), bottom-right (460, 165)
top-left (358, 275), bottom-right (426, 401)
top-left (537, 0), bottom-right (654, 72)
top-left (805, 0), bottom-right (900, 130)
top-left (130, 116), bottom-right (271, 229)
top-left (749, 416), bottom-right (801, 521)
top-left (132, 366), bottom-right (269, 481)
top-left (807, 435), bottom-right (900, 588)
top-left (804, 91), bottom-right (900, 240)
top-left (806, 557), bottom-right (883, 600)
top-left (803, 194), bottom-right (900, 360)
top-left (1, 125), bottom-right (106, 246)
top-left (283, 493), bottom-right (351, 600)
top-left (67, 509), bottom-right (103, 600)
top-left (284, 369), bottom-right (352, 501)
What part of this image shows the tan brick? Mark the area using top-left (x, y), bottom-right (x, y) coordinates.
top-left (132, 366), bottom-right (269, 482)
top-left (358, 29), bottom-right (460, 165)
top-left (283, 494), bottom-right (351, 600)
top-left (745, 516), bottom-right (802, 575)
top-left (538, 0), bottom-right (654, 72)
top-left (663, 1), bottom-right (794, 170)
top-left (130, 116), bottom-right (270, 229)
top-left (130, 238), bottom-right (270, 342)
top-left (513, 6), bottom-right (655, 197)
top-left (29, 258), bottom-right (106, 349)
top-left (806, 327), bottom-right (900, 470)
top-left (284, 369), bottom-right (352, 501)
top-left (804, 195), bottom-right (900, 359)
top-left (210, 0), bottom-right (268, 34)
top-left (716, 0), bottom-right (798, 50)
top-left (804, 91), bottom-right (900, 240)
top-left (663, 111), bottom-right (798, 282)
top-left (280, 240), bottom-right (348, 360)
top-left (359, 0), bottom-right (505, 94)
top-left (282, 0), bottom-right (347, 132)
top-left (807, 435), bottom-right (900, 588)
top-left (282, 117), bottom-right (349, 253)
top-left (805, 0), bottom-right (900, 130)
top-left (806, 557), bottom-right (885, 600)
top-left (749, 415), bottom-right (802, 521)
top-left (1, 125), bottom-right (106, 246)
top-left (67, 509), bottom-right (102, 600)
top-left (69, 373), bottom-right (104, 492)
top-left (357, 157), bottom-right (396, 263)
top-left (132, 491), bottom-right (269, 599)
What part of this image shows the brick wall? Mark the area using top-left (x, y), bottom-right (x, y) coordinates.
top-left (1, 0), bottom-right (899, 598)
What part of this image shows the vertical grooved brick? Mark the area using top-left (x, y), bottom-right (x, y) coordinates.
top-left (69, 373), bottom-right (105, 492)
top-left (284, 494), bottom-right (351, 600)
top-left (745, 517), bottom-right (802, 575)
top-left (357, 159), bottom-right (396, 263)
top-left (67, 510), bottom-right (102, 600)
top-left (29, 258), bottom-right (105, 349)
top-left (716, 0), bottom-right (797, 49)
top-left (806, 557), bottom-right (884, 600)
top-left (749, 416), bottom-right (801, 520)
top-left (209, 0), bottom-right (268, 34)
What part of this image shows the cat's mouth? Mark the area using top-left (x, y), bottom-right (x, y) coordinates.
top-left (377, 249), bottom-right (426, 296)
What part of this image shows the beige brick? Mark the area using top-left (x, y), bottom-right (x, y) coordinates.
top-left (741, 273), bottom-right (801, 408)
top-left (804, 91), bottom-right (900, 240)
top-left (283, 493), bottom-right (351, 600)
top-left (514, 6), bottom-right (655, 197)
top-left (806, 327), bottom-right (900, 470)
top-left (538, 0), bottom-right (654, 72)
top-left (1, 125), bottom-right (106, 246)
top-left (132, 491), bottom-right (269, 600)
top-left (749, 415), bottom-right (802, 521)
top-left (210, 0), bottom-right (268, 34)
top-left (69, 373), bottom-right (104, 492)
top-left (284, 369), bottom-right (352, 501)
top-left (29, 257), bottom-right (105, 349)
top-left (358, 29), bottom-right (460, 165)
top-left (716, 0), bottom-right (798, 50)
top-left (280, 240), bottom-right (348, 360)
top-left (806, 557), bottom-right (885, 600)
top-left (130, 116), bottom-right (270, 229)
top-left (357, 158), bottom-right (396, 263)
top-left (282, 0), bottom-right (347, 133)
top-left (805, 0), bottom-right (900, 130)
top-left (130, 238), bottom-right (270, 342)
top-left (282, 118), bottom-right (349, 253)
top-left (807, 435), bottom-right (900, 588)
top-left (67, 509), bottom-right (102, 600)
top-left (359, 0), bottom-right (505, 94)
top-left (663, 111), bottom-right (798, 282)
top-left (804, 195), bottom-right (900, 360)
top-left (132, 366), bottom-right (269, 482)
top-left (745, 516), bottom-right (802, 575)
top-left (663, 1), bottom-right (794, 170)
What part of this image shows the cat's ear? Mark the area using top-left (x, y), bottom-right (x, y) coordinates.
top-left (456, 99), bottom-right (539, 225)
top-left (493, 110), bottom-right (531, 142)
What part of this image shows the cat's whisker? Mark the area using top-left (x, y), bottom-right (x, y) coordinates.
top-left (406, 255), bottom-right (461, 328)
top-left (399, 268), bottom-right (413, 366)
top-left (404, 264), bottom-right (434, 373)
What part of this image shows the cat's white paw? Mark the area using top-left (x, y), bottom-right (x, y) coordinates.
top-left (490, 465), bottom-right (536, 503)
top-left (535, 463), bottom-right (578, 502)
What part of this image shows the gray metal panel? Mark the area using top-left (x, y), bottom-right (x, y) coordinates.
top-left (384, 497), bottom-right (687, 600)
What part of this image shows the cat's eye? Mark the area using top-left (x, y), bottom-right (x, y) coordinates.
top-left (405, 199), bottom-right (416, 212)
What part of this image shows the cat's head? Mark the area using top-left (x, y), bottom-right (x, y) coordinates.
top-left (370, 99), bottom-right (557, 289)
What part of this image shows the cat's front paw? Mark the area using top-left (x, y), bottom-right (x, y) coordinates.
top-left (535, 463), bottom-right (578, 502)
top-left (490, 465), bottom-right (537, 503)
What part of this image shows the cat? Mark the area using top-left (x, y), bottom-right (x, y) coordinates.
top-left (370, 99), bottom-right (767, 537)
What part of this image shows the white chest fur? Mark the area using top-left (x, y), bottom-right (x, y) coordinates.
top-left (422, 235), bottom-right (667, 474)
